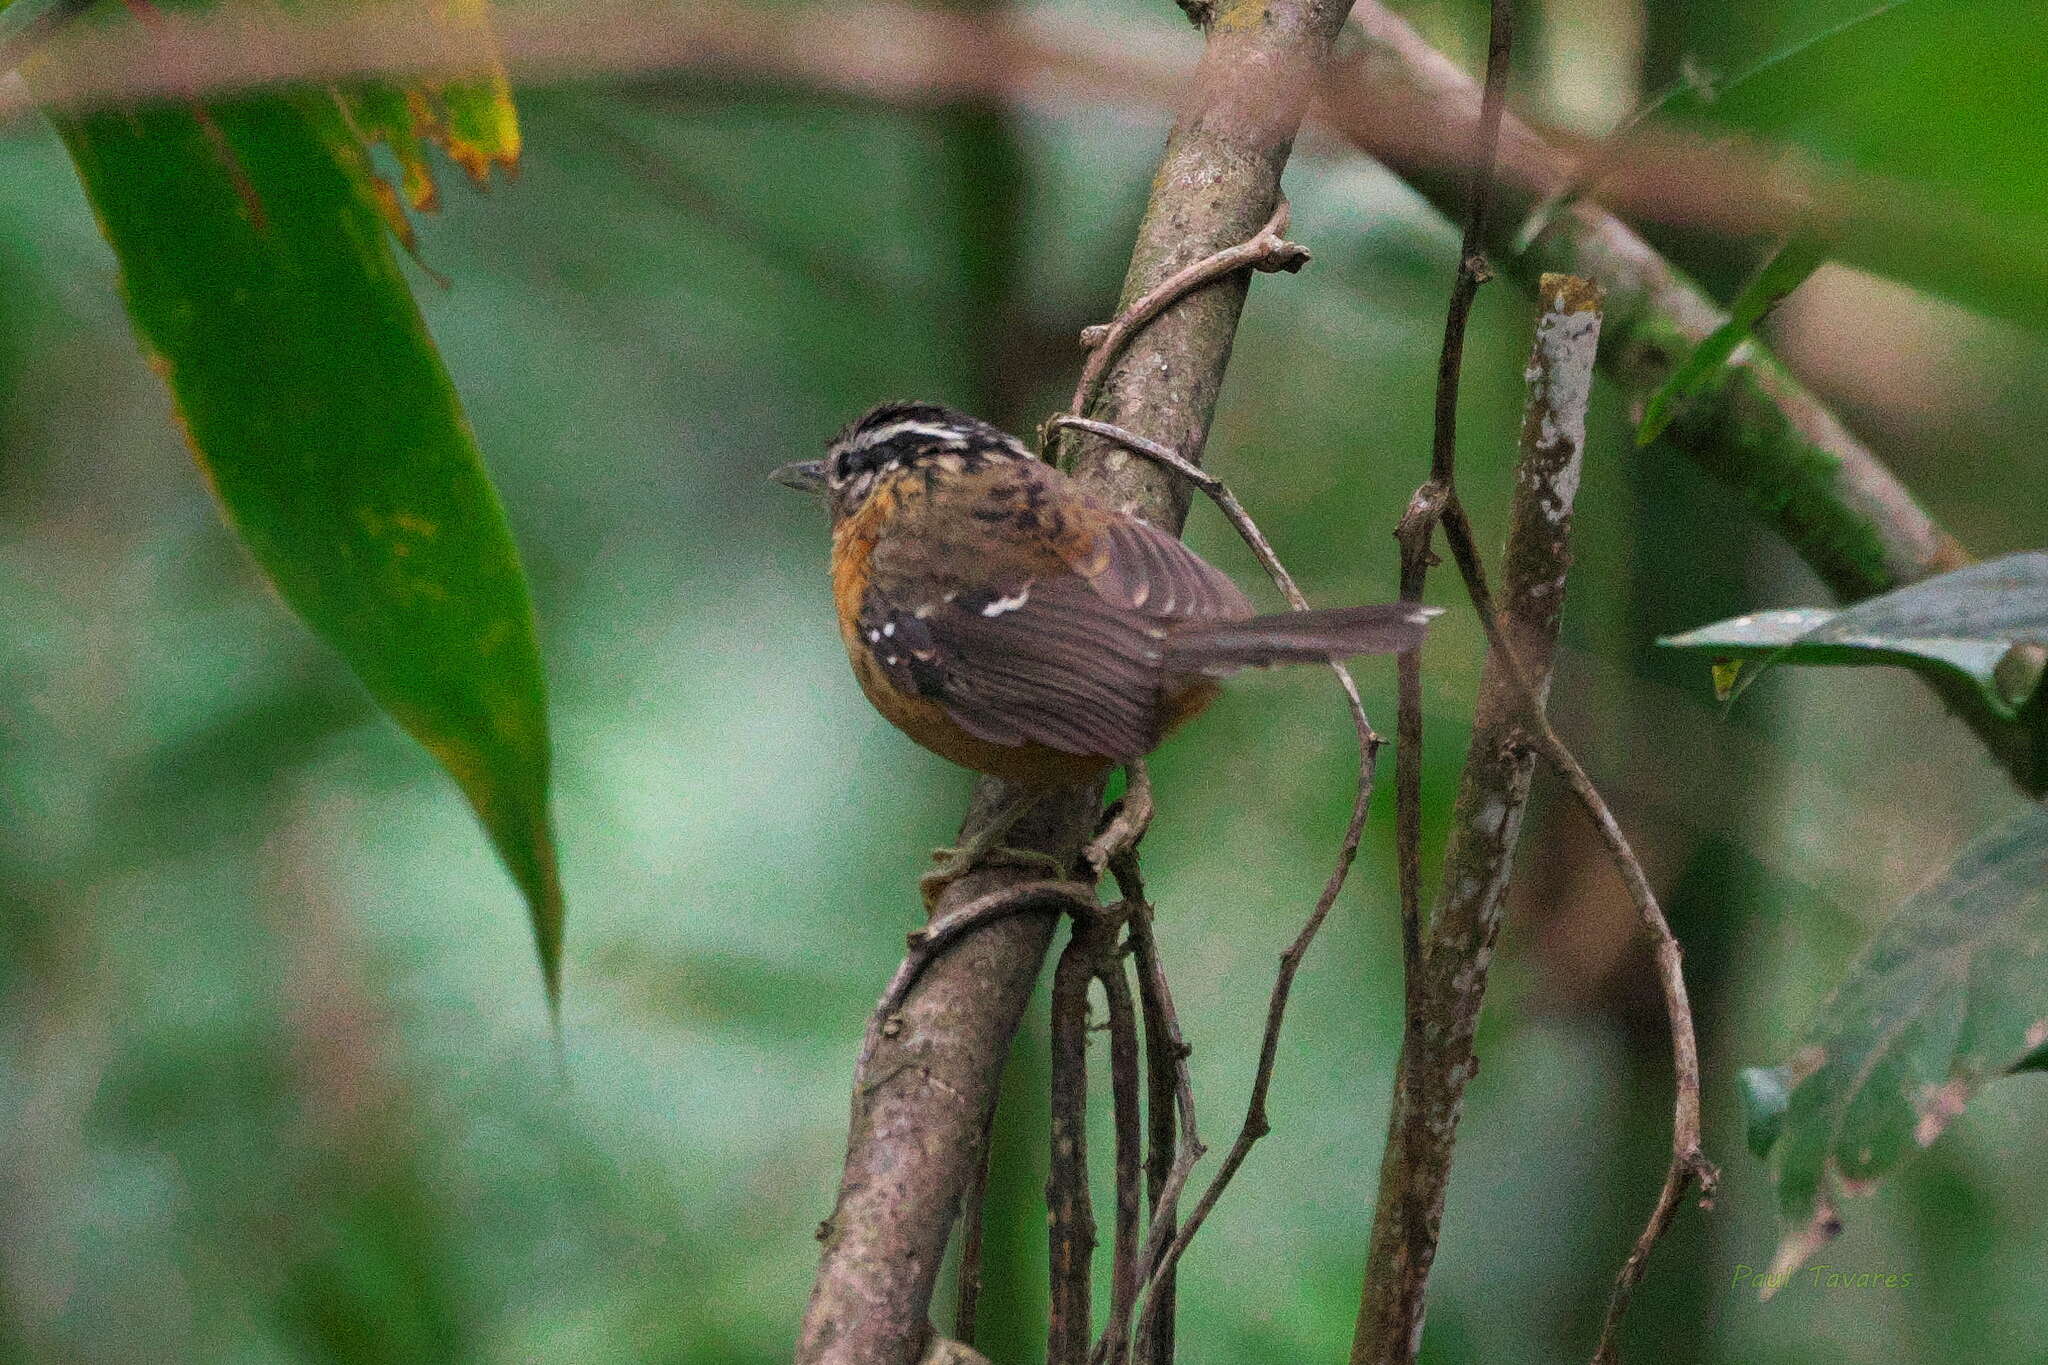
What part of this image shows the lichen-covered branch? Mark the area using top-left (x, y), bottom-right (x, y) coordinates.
top-left (1352, 276), bottom-right (1604, 1364)
top-left (798, 3), bottom-right (1356, 1360)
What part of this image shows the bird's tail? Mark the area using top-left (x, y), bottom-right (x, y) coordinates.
top-left (1164, 603), bottom-right (1441, 676)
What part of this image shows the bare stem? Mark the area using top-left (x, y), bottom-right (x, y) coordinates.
top-left (1066, 199), bottom-right (1308, 419)
top-left (1099, 950), bottom-right (1145, 1365)
top-left (1351, 270), bottom-right (1605, 1365)
top-left (1123, 879), bottom-right (1188, 1365)
top-left (1043, 410), bottom-right (1390, 1362)
top-left (1049, 917), bottom-right (1105, 1365)
top-left (1351, 8), bottom-right (1516, 1358)
top-left (1094, 857), bottom-right (1205, 1365)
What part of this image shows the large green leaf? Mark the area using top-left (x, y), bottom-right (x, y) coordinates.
top-left (1741, 804), bottom-right (2048, 1293)
top-left (1658, 551), bottom-right (2048, 717)
top-left (50, 93), bottom-right (562, 1003)
top-left (1662, 0), bottom-right (2048, 329)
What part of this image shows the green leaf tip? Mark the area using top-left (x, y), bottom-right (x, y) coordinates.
top-left (1659, 552), bottom-right (2048, 717)
top-left (50, 90), bottom-right (563, 1006)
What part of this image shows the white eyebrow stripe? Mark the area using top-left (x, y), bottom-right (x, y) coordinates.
top-left (859, 421), bottom-right (968, 447)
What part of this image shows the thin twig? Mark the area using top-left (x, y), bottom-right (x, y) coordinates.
top-left (1099, 948), bottom-right (1145, 1365)
top-left (1085, 761), bottom-right (1154, 879)
top-left (1045, 416), bottom-right (1311, 612)
top-left (955, 1114), bottom-right (994, 1347)
top-left (1048, 917), bottom-right (1105, 1365)
top-left (1387, 0), bottom-right (1514, 1051)
top-left (1127, 913), bottom-right (1180, 1364)
top-left (1103, 859), bottom-right (1199, 1365)
top-left (1044, 415), bottom-right (1382, 780)
top-left (861, 879), bottom-right (1096, 1074)
top-left (1429, 0), bottom-right (1513, 490)
top-left (1066, 200), bottom-right (1308, 420)
top-left (1045, 411), bottom-right (1389, 1355)
top-left (1549, 734), bottom-right (1718, 1363)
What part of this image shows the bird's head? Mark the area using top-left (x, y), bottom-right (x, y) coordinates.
top-left (772, 400), bottom-right (1033, 518)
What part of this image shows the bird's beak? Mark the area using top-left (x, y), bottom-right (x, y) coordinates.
top-left (771, 460), bottom-right (828, 495)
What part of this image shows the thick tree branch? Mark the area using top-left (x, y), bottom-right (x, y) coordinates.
top-left (800, 3), bottom-right (1355, 1360)
top-left (807, 862), bottom-right (1093, 1365)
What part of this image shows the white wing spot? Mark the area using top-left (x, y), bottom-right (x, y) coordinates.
top-left (882, 621), bottom-right (896, 637)
top-left (981, 585), bottom-right (1032, 617)
top-left (866, 629), bottom-right (881, 642)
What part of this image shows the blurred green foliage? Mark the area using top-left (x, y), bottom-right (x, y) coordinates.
top-left (3, 0), bottom-right (2047, 1362)
top-left (1662, 0), bottom-right (2048, 329)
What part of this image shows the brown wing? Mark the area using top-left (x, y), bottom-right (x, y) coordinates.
top-left (857, 574), bottom-right (1167, 760)
top-left (853, 458), bottom-right (1253, 761)
top-left (1077, 513), bottom-right (1254, 622)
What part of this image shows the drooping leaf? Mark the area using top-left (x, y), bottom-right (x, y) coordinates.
top-left (1657, 552), bottom-right (2048, 716)
top-left (49, 92), bottom-right (562, 1003)
top-left (1746, 804), bottom-right (2048, 1292)
top-left (1636, 233), bottom-right (1827, 445)
top-left (1659, 0), bottom-right (2048, 329)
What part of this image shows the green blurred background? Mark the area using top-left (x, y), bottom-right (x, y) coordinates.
top-left (4, 0), bottom-right (2046, 1360)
